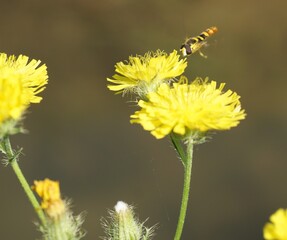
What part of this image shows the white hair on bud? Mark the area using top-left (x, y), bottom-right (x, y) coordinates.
top-left (115, 201), bottom-right (128, 213)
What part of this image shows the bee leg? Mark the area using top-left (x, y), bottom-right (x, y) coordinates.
top-left (199, 50), bottom-right (208, 59)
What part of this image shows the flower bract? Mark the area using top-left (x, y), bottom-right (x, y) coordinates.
top-left (131, 77), bottom-right (246, 139)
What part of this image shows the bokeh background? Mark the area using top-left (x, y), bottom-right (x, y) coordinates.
top-left (0, 0), bottom-right (286, 239)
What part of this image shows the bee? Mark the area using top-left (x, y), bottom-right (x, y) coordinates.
top-left (180, 26), bottom-right (218, 58)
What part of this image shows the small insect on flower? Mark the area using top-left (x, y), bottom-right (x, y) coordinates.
top-left (180, 26), bottom-right (218, 58)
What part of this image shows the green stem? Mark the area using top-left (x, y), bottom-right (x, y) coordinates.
top-left (2, 136), bottom-right (47, 227)
top-left (174, 138), bottom-right (194, 240)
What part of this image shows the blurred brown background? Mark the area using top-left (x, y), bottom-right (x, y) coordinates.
top-left (0, 0), bottom-right (286, 239)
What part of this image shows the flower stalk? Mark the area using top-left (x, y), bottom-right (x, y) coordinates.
top-left (173, 137), bottom-right (194, 240)
top-left (1, 136), bottom-right (47, 227)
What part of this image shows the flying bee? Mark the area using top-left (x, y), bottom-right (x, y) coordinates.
top-left (180, 26), bottom-right (218, 58)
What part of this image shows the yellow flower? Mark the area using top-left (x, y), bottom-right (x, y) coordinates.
top-left (264, 209), bottom-right (287, 240)
top-left (131, 77), bottom-right (246, 139)
top-left (33, 179), bottom-right (65, 219)
top-left (107, 50), bottom-right (187, 98)
top-left (0, 53), bottom-right (48, 124)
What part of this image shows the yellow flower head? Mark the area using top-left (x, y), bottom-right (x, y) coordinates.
top-left (0, 53), bottom-right (48, 124)
top-left (33, 178), bottom-right (65, 219)
top-left (107, 50), bottom-right (187, 98)
top-left (264, 209), bottom-right (287, 240)
top-left (131, 77), bottom-right (246, 139)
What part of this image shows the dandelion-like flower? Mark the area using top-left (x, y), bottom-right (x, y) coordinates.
top-left (0, 53), bottom-right (48, 125)
top-left (264, 209), bottom-right (287, 240)
top-left (107, 50), bottom-right (187, 98)
top-left (131, 77), bottom-right (246, 139)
